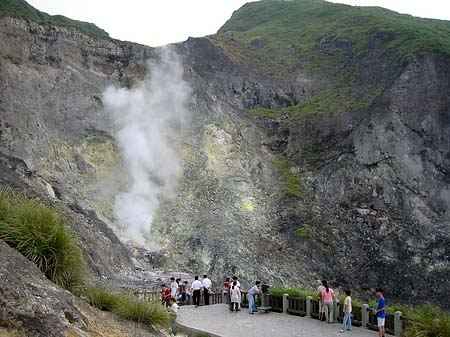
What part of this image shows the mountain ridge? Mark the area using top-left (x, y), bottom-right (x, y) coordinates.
top-left (0, 0), bottom-right (109, 37)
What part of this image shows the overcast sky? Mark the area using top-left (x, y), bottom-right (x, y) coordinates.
top-left (27, 0), bottom-right (450, 47)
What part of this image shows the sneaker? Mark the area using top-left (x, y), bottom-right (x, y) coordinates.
top-left (340, 330), bottom-right (344, 333)
top-left (249, 312), bottom-right (254, 314)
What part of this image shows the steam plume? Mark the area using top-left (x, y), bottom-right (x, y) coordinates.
top-left (103, 48), bottom-right (191, 245)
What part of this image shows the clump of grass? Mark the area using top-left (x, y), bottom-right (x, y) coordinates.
top-left (404, 303), bottom-right (450, 337)
top-left (297, 227), bottom-right (310, 240)
top-left (117, 296), bottom-right (170, 327)
top-left (248, 107), bottom-right (283, 118)
top-left (0, 188), bottom-right (84, 289)
top-left (270, 286), bottom-right (316, 298)
top-left (75, 285), bottom-right (170, 328)
top-left (5, 54), bottom-right (20, 65)
top-left (74, 284), bottom-right (121, 311)
top-left (273, 155), bottom-right (302, 198)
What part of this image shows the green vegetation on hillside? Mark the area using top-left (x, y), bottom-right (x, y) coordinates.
top-left (296, 227), bottom-right (310, 239)
top-left (273, 155), bottom-right (302, 198)
top-left (214, 0), bottom-right (450, 118)
top-left (0, 188), bottom-right (84, 289)
top-left (404, 303), bottom-right (450, 337)
top-left (270, 286), bottom-right (316, 298)
top-left (0, 188), bottom-right (169, 328)
top-left (75, 285), bottom-right (170, 327)
top-left (0, 0), bottom-right (108, 37)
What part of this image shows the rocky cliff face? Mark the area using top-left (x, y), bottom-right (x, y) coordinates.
top-left (1, 1), bottom-right (449, 311)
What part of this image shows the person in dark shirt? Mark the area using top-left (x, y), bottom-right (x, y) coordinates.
top-left (179, 279), bottom-right (187, 302)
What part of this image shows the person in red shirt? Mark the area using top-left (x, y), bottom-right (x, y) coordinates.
top-left (224, 277), bottom-right (232, 304)
top-left (160, 284), bottom-right (171, 307)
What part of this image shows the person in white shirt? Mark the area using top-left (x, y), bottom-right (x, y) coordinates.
top-left (170, 277), bottom-right (178, 299)
top-left (230, 281), bottom-right (241, 312)
top-left (232, 276), bottom-right (241, 310)
top-left (169, 297), bottom-right (179, 335)
top-left (340, 289), bottom-right (353, 333)
top-left (190, 276), bottom-right (203, 307)
top-left (202, 274), bottom-right (212, 305)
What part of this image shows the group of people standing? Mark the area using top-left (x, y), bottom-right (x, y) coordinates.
top-left (224, 277), bottom-right (263, 314)
top-left (160, 274), bottom-right (213, 308)
top-left (317, 280), bottom-right (387, 337)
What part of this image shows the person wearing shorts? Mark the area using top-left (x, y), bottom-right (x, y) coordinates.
top-left (373, 288), bottom-right (386, 337)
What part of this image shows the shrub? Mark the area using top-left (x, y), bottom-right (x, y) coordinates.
top-left (273, 155), bottom-right (302, 198)
top-left (0, 188), bottom-right (84, 289)
top-left (297, 227), bottom-right (310, 240)
top-left (270, 286), bottom-right (316, 298)
top-left (404, 303), bottom-right (450, 337)
top-left (117, 296), bottom-right (170, 327)
top-left (74, 284), bottom-right (121, 311)
top-left (75, 285), bottom-right (170, 328)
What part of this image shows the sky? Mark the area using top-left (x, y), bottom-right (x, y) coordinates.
top-left (27, 0), bottom-right (450, 47)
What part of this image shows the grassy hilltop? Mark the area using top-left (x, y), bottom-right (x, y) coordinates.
top-left (212, 0), bottom-right (450, 118)
top-left (0, 0), bottom-right (109, 37)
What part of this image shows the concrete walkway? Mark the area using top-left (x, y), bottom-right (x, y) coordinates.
top-left (177, 304), bottom-right (378, 337)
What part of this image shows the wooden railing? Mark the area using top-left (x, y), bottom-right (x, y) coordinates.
top-left (287, 297), bottom-right (307, 316)
top-left (269, 294), bottom-right (283, 313)
top-left (133, 291), bottom-right (406, 336)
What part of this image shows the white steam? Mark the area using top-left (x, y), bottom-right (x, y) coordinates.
top-left (103, 48), bottom-right (191, 245)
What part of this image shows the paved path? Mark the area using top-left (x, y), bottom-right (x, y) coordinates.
top-left (177, 304), bottom-right (378, 337)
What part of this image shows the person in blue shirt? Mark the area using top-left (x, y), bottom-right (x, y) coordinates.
top-left (373, 288), bottom-right (386, 337)
top-left (247, 281), bottom-right (262, 314)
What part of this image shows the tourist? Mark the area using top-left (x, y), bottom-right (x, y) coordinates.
top-left (202, 274), bottom-right (212, 305)
top-left (224, 277), bottom-right (232, 305)
top-left (191, 276), bottom-right (203, 307)
top-left (340, 289), bottom-right (352, 333)
top-left (169, 297), bottom-right (179, 336)
top-left (373, 288), bottom-right (386, 337)
top-left (179, 280), bottom-right (187, 303)
top-left (232, 276), bottom-right (241, 310)
top-left (318, 280), bottom-right (326, 321)
top-left (248, 281), bottom-right (262, 314)
top-left (230, 281), bottom-right (241, 312)
top-left (184, 281), bottom-right (191, 304)
top-left (161, 283), bottom-right (171, 307)
top-left (170, 277), bottom-right (179, 299)
top-left (321, 280), bottom-right (335, 323)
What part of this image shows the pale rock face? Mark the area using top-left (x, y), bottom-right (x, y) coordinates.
top-left (0, 16), bottom-right (449, 309)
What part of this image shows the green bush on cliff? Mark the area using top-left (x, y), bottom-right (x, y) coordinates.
top-left (274, 155), bottom-right (301, 198)
top-left (0, 188), bottom-right (84, 289)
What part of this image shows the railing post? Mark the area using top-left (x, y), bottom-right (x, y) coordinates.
top-left (306, 296), bottom-right (312, 318)
top-left (394, 311), bottom-right (403, 336)
top-left (362, 304), bottom-right (369, 328)
top-left (334, 299), bottom-right (340, 322)
top-left (283, 294), bottom-right (289, 314)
